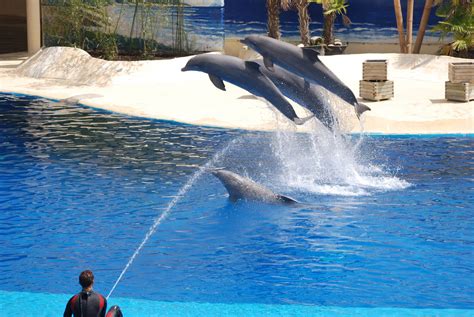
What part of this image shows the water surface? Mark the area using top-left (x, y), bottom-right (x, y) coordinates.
top-left (0, 94), bottom-right (472, 314)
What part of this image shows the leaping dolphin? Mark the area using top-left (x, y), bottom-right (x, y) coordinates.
top-left (181, 54), bottom-right (313, 125)
top-left (241, 35), bottom-right (371, 118)
top-left (210, 168), bottom-right (299, 205)
top-left (254, 60), bottom-right (337, 130)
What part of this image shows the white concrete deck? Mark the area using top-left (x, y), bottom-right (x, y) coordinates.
top-left (0, 47), bottom-right (472, 134)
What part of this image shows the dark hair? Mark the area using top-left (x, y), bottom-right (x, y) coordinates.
top-left (79, 270), bottom-right (94, 289)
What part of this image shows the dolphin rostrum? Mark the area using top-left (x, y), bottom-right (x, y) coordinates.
top-left (211, 169), bottom-right (299, 205)
top-left (254, 60), bottom-right (337, 130)
top-left (241, 35), bottom-right (371, 118)
top-left (181, 54), bottom-right (313, 125)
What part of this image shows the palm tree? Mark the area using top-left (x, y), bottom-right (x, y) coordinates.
top-left (281, 0), bottom-right (311, 46)
top-left (433, 0), bottom-right (473, 57)
top-left (393, 0), bottom-right (407, 53)
top-left (406, 0), bottom-right (414, 53)
top-left (267, 0), bottom-right (281, 39)
top-left (270, 0), bottom-right (350, 46)
top-left (315, 0), bottom-right (351, 46)
top-left (393, 0), bottom-right (418, 53)
top-left (402, 0), bottom-right (472, 55)
top-left (413, 0), bottom-right (435, 54)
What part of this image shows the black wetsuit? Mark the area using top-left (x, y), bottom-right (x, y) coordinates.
top-left (64, 290), bottom-right (107, 317)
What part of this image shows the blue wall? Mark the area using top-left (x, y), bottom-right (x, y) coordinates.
top-left (224, 0), bottom-right (442, 42)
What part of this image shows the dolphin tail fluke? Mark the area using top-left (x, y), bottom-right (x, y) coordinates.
top-left (355, 102), bottom-right (371, 118)
top-left (277, 194), bottom-right (299, 204)
top-left (294, 114), bottom-right (315, 125)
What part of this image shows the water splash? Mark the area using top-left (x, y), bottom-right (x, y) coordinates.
top-left (106, 138), bottom-right (239, 299)
top-left (269, 96), bottom-right (409, 197)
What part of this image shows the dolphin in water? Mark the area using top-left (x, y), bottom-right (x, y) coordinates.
top-left (181, 54), bottom-right (313, 125)
top-left (241, 35), bottom-right (371, 118)
top-left (58, 93), bottom-right (103, 105)
top-left (211, 169), bottom-right (299, 205)
top-left (254, 60), bottom-right (337, 130)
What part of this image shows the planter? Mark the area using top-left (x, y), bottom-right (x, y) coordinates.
top-left (360, 80), bottom-right (394, 101)
top-left (448, 62), bottom-right (474, 84)
top-left (363, 60), bottom-right (388, 81)
top-left (445, 81), bottom-right (473, 102)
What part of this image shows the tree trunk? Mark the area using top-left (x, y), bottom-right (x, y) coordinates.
top-left (129, 0), bottom-right (140, 54)
top-left (323, 11), bottom-right (336, 45)
top-left (406, 0), bottom-right (414, 53)
top-left (413, 0), bottom-right (434, 54)
top-left (266, 0), bottom-right (281, 39)
top-left (393, 0), bottom-right (406, 53)
top-left (297, 1), bottom-right (310, 46)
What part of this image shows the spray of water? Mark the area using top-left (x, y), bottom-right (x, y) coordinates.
top-left (269, 93), bottom-right (409, 196)
top-left (106, 138), bottom-right (239, 299)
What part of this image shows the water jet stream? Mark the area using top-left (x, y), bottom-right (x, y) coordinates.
top-left (106, 139), bottom-right (239, 299)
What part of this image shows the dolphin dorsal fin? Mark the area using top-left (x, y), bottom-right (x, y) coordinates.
top-left (208, 74), bottom-right (226, 91)
top-left (277, 194), bottom-right (299, 204)
top-left (245, 61), bottom-right (261, 72)
top-left (302, 48), bottom-right (321, 64)
top-left (263, 57), bottom-right (274, 71)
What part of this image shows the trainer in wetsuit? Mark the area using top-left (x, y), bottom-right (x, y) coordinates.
top-left (64, 270), bottom-right (107, 317)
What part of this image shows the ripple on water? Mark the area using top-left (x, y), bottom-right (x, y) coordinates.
top-left (0, 94), bottom-right (473, 309)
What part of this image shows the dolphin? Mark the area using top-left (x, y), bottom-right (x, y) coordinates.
top-left (58, 93), bottom-right (103, 105)
top-left (210, 169), bottom-right (299, 205)
top-left (181, 54), bottom-right (313, 125)
top-left (254, 60), bottom-right (337, 130)
top-left (241, 35), bottom-right (371, 118)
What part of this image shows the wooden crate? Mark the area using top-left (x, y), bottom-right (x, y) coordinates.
top-left (363, 60), bottom-right (388, 81)
top-left (445, 81), bottom-right (473, 102)
top-left (449, 62), bottom-right (474, 84)
top-left (360, 80), bottom-right (394, 101)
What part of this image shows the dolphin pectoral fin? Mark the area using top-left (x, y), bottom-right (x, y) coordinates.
top-left (355, 102), bottom-right (371, 118)
top-left (209, 74), bottom-right (226, 91)
top-left (263, 57), bottom-right (274, 71)
top-left (302, 48), bottom-right (321, 63)
top-left (294, 114), bottom-right (315, 125)
top-left (277, 194), bottom-right (299, 204)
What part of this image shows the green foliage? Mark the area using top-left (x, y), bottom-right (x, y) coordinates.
top-left (42, 0), bottom-right (118, 59)
top-left (42, 0), bottom-right (191, 59)
top-left (308, 0), bottom-right (351, 44)
top-left (309, 0), bottom-right (349, 16)
top-left (432, 0), bottom-right (473, 56)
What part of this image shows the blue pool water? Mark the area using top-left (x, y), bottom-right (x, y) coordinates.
top-left (0, 93), bottom-right (473, 315)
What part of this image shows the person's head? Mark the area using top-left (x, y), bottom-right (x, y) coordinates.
top-left (79, 270), bottom-right (94, 290)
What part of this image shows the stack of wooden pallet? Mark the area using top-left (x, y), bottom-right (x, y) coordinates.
top-left (445, 62), bottom-right (474, 102)
top-left (359, 60), bottom-right (394, 101)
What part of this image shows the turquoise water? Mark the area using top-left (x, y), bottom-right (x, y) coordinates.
top-left (0, 93), bottom-right (473, 315)
top-left (1, 290), bottom-right (472, 316)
